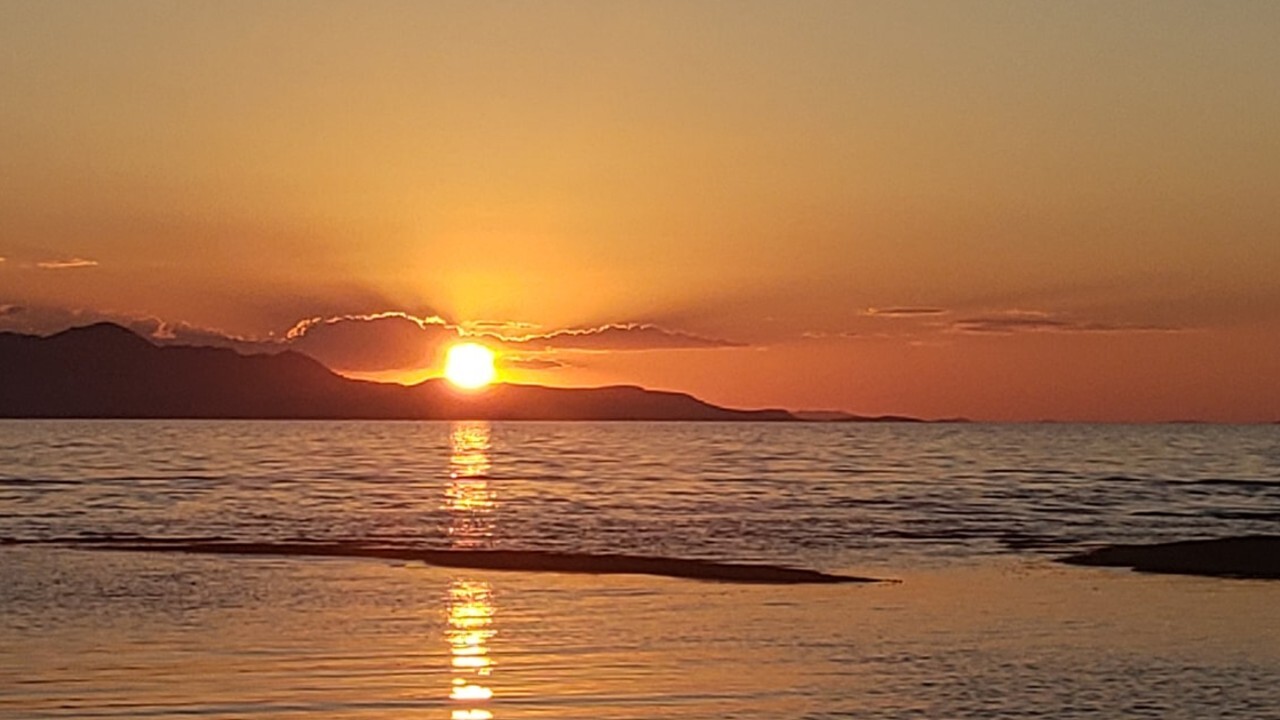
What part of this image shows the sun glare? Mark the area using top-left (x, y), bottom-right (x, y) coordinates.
top-left (444, 343), bottom-right (497, 390)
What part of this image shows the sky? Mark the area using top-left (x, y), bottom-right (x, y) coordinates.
top-left (2, 0), bottom-right (1278, 422)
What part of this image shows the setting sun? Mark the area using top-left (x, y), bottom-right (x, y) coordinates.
top-left (444, 343), bottom-right (497, 390)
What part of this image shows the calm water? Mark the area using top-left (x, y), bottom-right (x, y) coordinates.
top-left (2, 420), bottom-right (1279, 718)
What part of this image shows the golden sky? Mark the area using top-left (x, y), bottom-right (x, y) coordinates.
top-left (2, 1), bottom-right (1278, 421)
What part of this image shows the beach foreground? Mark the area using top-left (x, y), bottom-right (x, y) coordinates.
top-left (3, 547), bottom-right (1278, 719)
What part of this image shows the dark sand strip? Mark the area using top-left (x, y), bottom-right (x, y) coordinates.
top-left (1061, 536), bottom-right (1280, 579)
top-left (15, 539), bottom-right (880, 584)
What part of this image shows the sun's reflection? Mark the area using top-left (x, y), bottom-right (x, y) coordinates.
top-left (446, 422), bottom-right (497, 547)
top-left (445, 422), bottom-right (497, 719)
top-left (447, 579), bottom-right (496, 717)
top-left (449, 422), bottom-right (492, 479)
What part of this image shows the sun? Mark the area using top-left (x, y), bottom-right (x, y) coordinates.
top-left (444, 343), bottom-right (497, 390)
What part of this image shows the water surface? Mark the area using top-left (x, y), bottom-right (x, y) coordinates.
top-left (2, 420), bottom-right (1278, 718)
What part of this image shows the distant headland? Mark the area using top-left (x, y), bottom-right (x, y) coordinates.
top-left (0, 323), bottom-right (802, 421)
top-left (0, 323), bottom-right (972, 422)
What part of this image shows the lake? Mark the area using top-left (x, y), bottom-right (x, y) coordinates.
top-left (2, 420), bottom-right (1278, 718)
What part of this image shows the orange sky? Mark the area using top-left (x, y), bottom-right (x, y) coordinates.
top-left (2, 1), bottom-right (1278, 421)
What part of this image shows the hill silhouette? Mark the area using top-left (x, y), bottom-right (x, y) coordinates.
top-left (0, 323), bottom-right (794, 421)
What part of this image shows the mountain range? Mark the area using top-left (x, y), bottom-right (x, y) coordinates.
top-left (0, 323), bottom-right (794, 421)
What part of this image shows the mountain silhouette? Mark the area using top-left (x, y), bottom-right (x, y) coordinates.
top-left (0, 323), bottom-right (794, 421)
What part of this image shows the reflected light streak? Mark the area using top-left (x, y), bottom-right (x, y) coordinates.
top-left (445, 422), bottom-right (498, 717)
top-left (446, 421), bottom-right (496, 547)
top-left (446, 579), bottom-right (497, 717)
top-left (451, 682), bottom-right (494, 701)
top-left (444, 421), bottom-right (497, 553)
top-left (449, 422), bottom-right (492, 479)
top-left (452, 655), bottom-right (490, 669)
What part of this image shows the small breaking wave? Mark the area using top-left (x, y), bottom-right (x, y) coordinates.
top-left (3, 537), bottom-right (882, 585)
top-left (1183, 478), bottom-right (1280, 492)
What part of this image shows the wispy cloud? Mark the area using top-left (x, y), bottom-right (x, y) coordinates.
top-left (279, 316), bottom-right (744, 372)
top-left (864, 307), bottom-right (948, 317)
top-left (1, 305), bottom-right (746, 376)
top-left (949, 310), bottom-right (1184, 335)
top-left (35, 257), bottom-right (99, 269)
top-left (0, 304), bottom-right (272, 352)
top-left (500, 356), bottom-right (568, 371)
top-left (285, 311), bottom-right (449, 339)
top-left (462, 319), bottom-right (542, 333)
top-left (496, 323), bottom-right (745, 351)
top-left (799, 330), bottom-right (863, 340)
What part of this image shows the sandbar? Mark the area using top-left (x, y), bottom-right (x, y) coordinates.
top-left (1061, 536), bottom-right (1280, 579)
top-left (14, 538), bottom-right (881, 584)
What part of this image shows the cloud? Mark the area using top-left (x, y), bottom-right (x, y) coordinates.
top-left (286, 313), bottom-right (703, 372)
top-left (500, 356), bottom-right (568, 371)
top-left (864, 307), bottom-right (948, 317)
top-left (0, 305), bottom-right (457, 371)
top-left (949, 310), bottom-right (1184, 335)
top-left (0, 304), bottom-right (275, 352)
top-left (275, 316), bottom-right (744, 372)
top-left (284, 311), bottom-right (449, 339)
top-left (1, 304), bottom-right (743, 376)
top-left (35, 258), bottom-right (99, 269)
top-left (285, 312), bottom-right (460, 371)
top-left (0, 304), bottom-right (138, 335)
top-left (463, 319), bottom-right (542, 333)
top-left (496, 323), bottom-right (744, 351)
top-left (799, 330), bottom-right (863, 340)
top-left (150, 320), bottom-right (276, 353)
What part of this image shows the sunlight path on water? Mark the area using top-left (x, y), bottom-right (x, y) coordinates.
top-left (447, 422), bottom-right (498, 720)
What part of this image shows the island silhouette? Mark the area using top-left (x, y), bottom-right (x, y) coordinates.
top-left (0, 323), bottom-right (796, 421)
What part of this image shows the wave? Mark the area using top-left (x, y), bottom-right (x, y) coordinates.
top-left (0, 477), bottom-right (85, 487)
top-left (0, 473), bottom-right (229, 487)
top-left (1129, 509), bottom-right (1280, 522)
top-left (1208, 510), bottom-right (1280, 522)
top-left (3, 537), bottom-right (881, 585)
top-left (1090, 476), bottom-right (1280, 494)
top-left (1183, 478), bottom-right (1280, 491)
